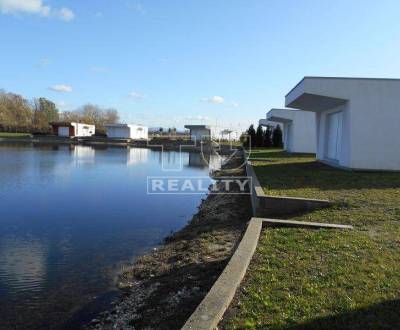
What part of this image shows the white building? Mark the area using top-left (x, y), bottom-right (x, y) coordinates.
top-left (285, 77), bottom-right (400, 171)
top-left (51, 122), bottom-right (95, 137)
top-left (105, 124), bottom-right (148, 140)
top-left (267, 108), bottom-right (316, 154)
top-left (220, 129), bottom-right (240, 141)
top-left (184, 125), bottom-right (211, 142)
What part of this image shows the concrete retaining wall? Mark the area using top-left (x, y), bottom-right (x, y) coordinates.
top-left (246, 162), bottom-right (333, 216)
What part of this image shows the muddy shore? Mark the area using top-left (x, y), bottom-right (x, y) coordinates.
top-left (86, 150), bottom-right (252, 330)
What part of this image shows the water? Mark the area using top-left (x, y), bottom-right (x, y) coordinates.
top-left (0, 143), bottom-right (217, 329)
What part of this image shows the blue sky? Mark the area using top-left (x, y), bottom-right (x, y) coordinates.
top-left (1, 0), bottom-right (400, 131)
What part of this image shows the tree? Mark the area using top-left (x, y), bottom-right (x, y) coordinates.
top-left (247, 124), bottom-right (256, 148)
top-left (272, 124), bottom-right (283, 148)
top-left (0, 90), bottom-right (32, 131)
top-left (33, 97), bottom-right (59, 131)
top-left (255, 125), bottom-right (264, 147)
top-left (60, 104), bottom-right (120, 134)
top-left (263, 125), bottom-right (272, 147)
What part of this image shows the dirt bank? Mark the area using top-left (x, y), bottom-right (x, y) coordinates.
top-left (86, 150), bottom-right (252, 330)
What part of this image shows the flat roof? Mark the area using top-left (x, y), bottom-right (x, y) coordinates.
top-left (285, 76), bottom-right (400, 97)
top-left (184, 125), bottom-right (210, 129)
top-left (104, 123), bottom-right (145, 127)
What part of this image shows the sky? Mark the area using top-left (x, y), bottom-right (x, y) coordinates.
top-left (1, 0), bottom-right (400, 132)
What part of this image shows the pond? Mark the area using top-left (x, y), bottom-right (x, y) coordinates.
top-left (0, 143), bottom-right (218, 329)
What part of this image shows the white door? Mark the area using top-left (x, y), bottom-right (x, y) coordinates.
top-left (58, 127), bottom-right (70, 137)
top-left (326, 111), bottom-right (343, 161)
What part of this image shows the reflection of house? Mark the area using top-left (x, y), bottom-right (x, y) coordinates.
top-left (51, 122), bottom-right (95, 137)
top-left (286, 77), bottom-right (400, 170)
top-left (188, 152), bottom-right (208, 168)
top-left (71, 145), bottom-right (96, 165)
top-left (105, 124), bottom-right (148, 140)
top-left (184, 125), bottom-right (211, 142)
top-left (267, 108), bottom-right (316, 154)
top-left (127, 148), bottom-right (149, 166)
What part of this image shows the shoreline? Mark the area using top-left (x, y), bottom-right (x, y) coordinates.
top-left (0, 136), bottom-right (214, 153)
top-left (85, 150), bottom-right (252, 329)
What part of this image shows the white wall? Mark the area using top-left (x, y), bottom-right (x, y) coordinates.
top-left (73, 123), bottom-right (95, 137)
top-left (106, 125), bottom-right (148, 139)
top-left (130, 125), bottom-right (148, 140)
top-left (267, 109), bottom-right (316, 153)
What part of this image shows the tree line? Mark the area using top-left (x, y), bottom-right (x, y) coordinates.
top-left (242, 123), bottom-right (283, 148)
top-left (0, 89), bottom-right (119, 134)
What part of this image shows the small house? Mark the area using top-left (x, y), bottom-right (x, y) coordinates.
top-left (105, 124), bottom-right (148, 140)
top-left (184, 125), bottom-right (211, 142)
top-left (51, 122), bottom-right (95, 137)
top-left (267, 108), bottom-right (316, 154)
top-left (285, 76), bottom-right (400, 170)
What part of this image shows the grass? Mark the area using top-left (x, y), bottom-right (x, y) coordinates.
top-left (0, 132), bottom-right (32, 138)
top-left (225, 150), bottom-right (400, 329)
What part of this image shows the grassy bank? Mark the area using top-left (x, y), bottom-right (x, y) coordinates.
top-left (224, 150), bottom-right (400, 329)
top-left (0, 132), bottom-right (32, 138)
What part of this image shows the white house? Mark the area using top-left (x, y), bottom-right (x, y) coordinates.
top-left (285, 77), bottom-right (400, 171)
top-left (220, 129), bottom-right (239, 141)
top-left (51, 122), bottom-right (95, 137)
top-left (184, 125), bottom-right (211, 142)
top-left (105, 124), bottom-right (148, 140)
top-left (266, 108), bottom-right (316, 154)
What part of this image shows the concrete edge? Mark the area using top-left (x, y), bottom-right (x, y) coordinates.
top-left (258, 218), bottom-right (353, 230)
top-left (182, 217), bottom-right (263, 330)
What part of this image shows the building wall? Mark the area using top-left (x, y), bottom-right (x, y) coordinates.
top-left (291, 111), bottom-right (317, 153)
top-left (73, 123), bottom-right (95, 137)
top-left (130, 125), bottom-right (148, 140)
top-left (349, 87), bottom-right (400, 170)
top-left (190, 128), bottom-right (211, 141)
top-left (106, 125), bottom-right (148, 139)
top-left (106, 126), bottom-right (130, 138)
top-left (269, 110), bottom-right (315, 154)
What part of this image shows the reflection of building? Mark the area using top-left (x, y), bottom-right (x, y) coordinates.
top-left (0, 237), bottom-right (47, 292)
top-left (71, 145), bottom-right (96, 165)
top-left (127, 148), bottom-right (149, 165)
top-left (188, 152), bottom-right (222, 171)
top-left (51, 122), bottom-right (95, 137)
top-left (188, 152), bottom-right (208, 168)
top-left (105, 124), bottom-right (148, 140)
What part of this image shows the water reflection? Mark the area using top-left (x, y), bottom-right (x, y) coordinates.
top-left (127, 147), bottom-right (149, 166)
top-left (0, 143), bottom-right (213, 329)
top-left (70, 145), bottom-right (96, 166)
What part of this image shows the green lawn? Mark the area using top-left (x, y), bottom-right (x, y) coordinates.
top-left (0, 132), bottom-right (32, 138)
top-left (225, 150), bottom-right (400, 329)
